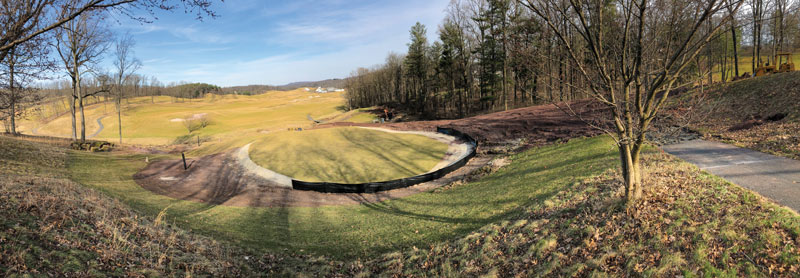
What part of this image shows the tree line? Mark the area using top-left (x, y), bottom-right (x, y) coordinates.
top-left (345, 0), bottom-right (800, 120)
top-left (345, 0), bottom-right (800, 205)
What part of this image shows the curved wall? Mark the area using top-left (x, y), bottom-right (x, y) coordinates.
top-left (291, 127), bottom-right (477, 193)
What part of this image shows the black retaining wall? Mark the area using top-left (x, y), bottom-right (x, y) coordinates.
top-left (291, 127), bottom-right (477, 193)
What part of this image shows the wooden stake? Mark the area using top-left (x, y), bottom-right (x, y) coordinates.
top-left (182, 152), bottom-right (188, 170)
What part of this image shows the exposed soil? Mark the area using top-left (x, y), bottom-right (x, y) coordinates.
top-left (134, 100), bottom-right (607, 208)
top-left (134, 150), bottom-right (492, 207)
top-left (319, 100), bottom-right (607, 149)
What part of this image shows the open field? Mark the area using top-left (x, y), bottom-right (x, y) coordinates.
top-left (249, 127), bottom-right (448, 183)
top-left (17, 89), bottom-right (378, 146)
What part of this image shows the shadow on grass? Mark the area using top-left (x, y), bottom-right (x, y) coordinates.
top-left (68, 136), bottom-right (619, 260)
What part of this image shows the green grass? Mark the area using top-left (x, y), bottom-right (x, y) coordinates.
top-left (7, 130), bottom-right (800, 276)
top-left (69, 135), bottom-right (619, 259)
top-left (248, 127), bottom-right (448, 183)
top-left (359, 152), bottom-right (800, 276)
top-left (348, 111), bottom-right (378, 123)
top-left (0, 135), bottom-right (294, 276)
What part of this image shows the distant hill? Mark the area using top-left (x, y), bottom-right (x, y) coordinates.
top-left (222, 78), bottom-right (348, 95)
top-left (279, 78), bottom-right (347, 90)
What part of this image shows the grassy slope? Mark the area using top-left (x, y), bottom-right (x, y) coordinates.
top-left (70, 135), bottom-right (619, 259)
top-left (0, 135), bottom-right (302, 276)
top-left (362, 152), bottom-right (800, 277)
top-left (6, 133), bottom-right (800, 276)
top-left (693, 71), bottom-right (800, 159)
top-left (20, 90), bottom-right (345, 145)
top-left (249, 127), bottom-right (448, 183)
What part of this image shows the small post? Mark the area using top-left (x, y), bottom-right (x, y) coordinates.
top-left (181, 152), bottom-right (188, 170)
top-left (197, 135), bottom-right (200, 146)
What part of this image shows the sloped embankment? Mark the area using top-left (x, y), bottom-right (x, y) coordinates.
top-left (693, 71), bottom-right (800, 159)
top-left (4, 134), bottom-right (800, 276)
top-left (0, 135), bottom-right (315, 276)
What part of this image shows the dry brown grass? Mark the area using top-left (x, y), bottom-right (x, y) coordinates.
top-left (358, 152), bottom-right (800, 277)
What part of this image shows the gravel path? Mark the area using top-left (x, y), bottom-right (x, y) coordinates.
top-left (663, 140), bottom-right (800, 212)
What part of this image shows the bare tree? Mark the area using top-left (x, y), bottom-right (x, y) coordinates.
top-left (112, 33), bottom-right (140, 144)
top-left (182, 114), bottom-right (210, 134)
top-left (0, 29), bottom-right (53, 134)
top-left (55, 10), bottom-right (111, 141)
top-left (0, 0), bottom-right (217, 65)
top-left (520, 0), bottom-right (744, 204)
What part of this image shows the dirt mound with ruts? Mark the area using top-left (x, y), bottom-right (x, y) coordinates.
top-left (321, 100), bottom-right (608, 152)
top-left (133, 150), bottom-right (492, 207)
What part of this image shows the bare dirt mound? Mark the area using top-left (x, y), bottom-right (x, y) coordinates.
top-left (320, 100), bottom-right (606, 148)
top-left (134, 149), bottom-right (492, 208)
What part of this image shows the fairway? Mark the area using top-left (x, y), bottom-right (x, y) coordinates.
top-left (19, 89), bottom-right (353, 145)
top-left (248, 127), bottom-right (449, 183)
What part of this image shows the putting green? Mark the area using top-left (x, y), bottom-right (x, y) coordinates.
top-left (248, 127), bottom-right (449, 183)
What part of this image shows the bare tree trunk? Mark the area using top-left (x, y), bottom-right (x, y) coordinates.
top-left (9, 102), bottom-right (15, 134)
top-left (77, 70), bottom-right (86, 142)
top-left (116, 95), bottom-right (122, 144)
top-left (620, 143), bottom-right (643, 202)
top-left (70, 83), bottom-right (77, 140)
top-left (731, 23), bottom-right (739, 76)
top-left (8, 56), bottom-right (15, 135)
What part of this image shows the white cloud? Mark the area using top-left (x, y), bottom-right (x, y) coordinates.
top-left (131, 0), bottom-right (451, 86)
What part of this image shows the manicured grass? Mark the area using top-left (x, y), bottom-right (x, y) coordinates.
top-left (69, 135), bottom-right (620, 259)
top-left (348, 111), bottom-right (378, 123)
top-left (22, 90), bottom-right (346, 145)
top-left (248, 127), bottom-right (448, 183)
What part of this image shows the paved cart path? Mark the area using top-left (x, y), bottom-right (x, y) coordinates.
top-left (662, 140), bottom-right (800, 212)
top-left (31, 115), bottom-right (107, 139)
top-left (87, 115), bottom-right (107, 139)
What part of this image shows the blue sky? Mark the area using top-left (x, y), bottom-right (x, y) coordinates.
top-left (106, 0), bottom-right (451, 87)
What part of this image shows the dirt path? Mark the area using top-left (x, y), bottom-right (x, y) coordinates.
top-left (134, 149), bottom-right (492, 207)
top-left (663, 140), bottom-right (800, 212)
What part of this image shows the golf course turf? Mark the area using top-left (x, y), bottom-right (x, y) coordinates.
top-left (69, 135), bottom-right (619, 259)
top-left (248, 127), bottom-right (449, 183)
